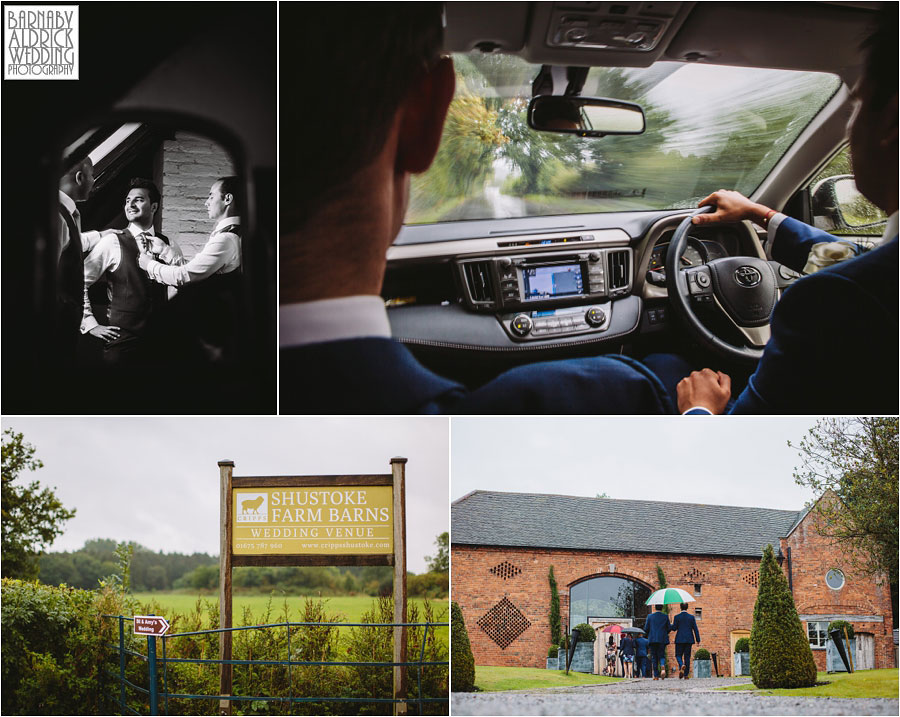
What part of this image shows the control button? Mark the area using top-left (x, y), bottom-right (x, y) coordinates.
top-left (511, 314), bottom-right (532, 337)
top-left (585, 306), bottom-right (607, 327)
top-left (589, 251), bottom-right (601, 262)
top-left (498, 257), bottom-right (512, 269)
top-left (696, 272), bottom-right (711, 288)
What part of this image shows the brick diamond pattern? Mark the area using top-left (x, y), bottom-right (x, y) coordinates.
top-left (489, 560), bottom-right (522, 580)
top-left (682, 567), bottom-right (708, 583)
top-left (477, 597), bottom-right (532, 649)
top-left (742, 571), bottom-right (760, 588)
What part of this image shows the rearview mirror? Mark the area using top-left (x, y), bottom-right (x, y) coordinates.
top-left (528, 96), bottom-right (645, 137)
top-left (811, 174), bottom-right (887, 231)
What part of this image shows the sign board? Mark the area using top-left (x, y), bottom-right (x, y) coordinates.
top-left (134, 615), bottom-right (170, 637)
top-left (218, 460), bottom-right (408, 715)
top-left (232, 485), bottom-right (393, 556)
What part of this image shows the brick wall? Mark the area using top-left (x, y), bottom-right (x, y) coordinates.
top-left (157, 131), bottom-right (235, 259)
top-left (453, 509), bottom-right (893, 674)
top-left (782, 507), bottom-right (895, 672)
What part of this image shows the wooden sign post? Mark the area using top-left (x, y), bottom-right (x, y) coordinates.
top-left (218, 459), bottom-right (408, 716)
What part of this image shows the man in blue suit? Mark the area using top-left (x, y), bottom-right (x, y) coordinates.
top-left (634, 632), bottom-right (650, 678)
top-left (279, 4), bottom-right (673, 414)
top-left (644, 605), bottom-right (672, 680)
top-left (671, 603), bottom-right (701, 679)
top-left (676, 5), bottom-right (897, 414)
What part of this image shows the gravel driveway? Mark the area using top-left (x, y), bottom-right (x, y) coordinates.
top-left (451, 675), bottom-right (900, 715)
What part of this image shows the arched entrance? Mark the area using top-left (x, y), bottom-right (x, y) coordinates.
top-left (569, 575), bottom-right (653, 675)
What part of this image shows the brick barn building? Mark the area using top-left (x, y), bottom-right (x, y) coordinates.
top-left (451, 491), bottom-right (895, 675)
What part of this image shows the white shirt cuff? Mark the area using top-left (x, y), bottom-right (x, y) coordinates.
top-left (682, 406), bottom-right (713, 415)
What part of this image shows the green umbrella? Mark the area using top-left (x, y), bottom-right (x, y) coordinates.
top-left (645, 588), bottom-right (695, 605)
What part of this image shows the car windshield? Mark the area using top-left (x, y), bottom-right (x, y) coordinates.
top-left (406, 53), bottom-right (841, 224)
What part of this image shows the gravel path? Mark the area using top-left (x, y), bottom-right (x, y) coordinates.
top-left (451, 675), bottom-right (900, 715)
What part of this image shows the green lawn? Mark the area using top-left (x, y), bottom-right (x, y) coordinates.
top-left (721, 669), bottom-right (898, 699)
top-left (132, 592), bottom-right (448, 627)
top-left (474, 665), bottom-right (621, 692)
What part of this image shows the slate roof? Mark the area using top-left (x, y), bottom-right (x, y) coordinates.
top-left (452, 490), bottom-right (802, 558)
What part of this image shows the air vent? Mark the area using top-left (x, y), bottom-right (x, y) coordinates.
top-left (607, 249), bottom-right (630, 290)
top-left (463, 261), bottom-right (495, 304)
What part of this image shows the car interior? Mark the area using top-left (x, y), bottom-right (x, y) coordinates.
top-left (381, 1), bottom-right (885, 393)
top-left (2, 3), bottom-right (275, 414)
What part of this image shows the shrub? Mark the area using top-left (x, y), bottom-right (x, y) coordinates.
top-left (827, 620), bottom-right (854, 641)
top-left (573, 623), bottom-right (596, 642)
top-left (548, 567), bottom-right (561, 647)
top-left (1, 578), bottom-right (131, 715)
top-left (735, 637), bottom-right (750, 653)
top-left (547, 645), bottom-right (558, 658)
top-left (450, 602), bottom-right (475, 692)
top-left (694, 648), bottom-right (711, 660)
top-left (750, 544), bottom-right (818, 689)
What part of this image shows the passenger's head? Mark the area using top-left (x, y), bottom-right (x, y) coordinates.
top-left (654, 604), bottom-right (663, 612)
top-left (60, 157), bottom-right (94, 202)
top-left (680, 603), bottom-right (688, 611)
top-left (848, 3), bottom-right (898, 214)
top-left (281, 3), bottom-right (452, 232)
top-left (206, 176), bottom-right (240, 221)
top-left (125, 178), bottom-right (160, 228)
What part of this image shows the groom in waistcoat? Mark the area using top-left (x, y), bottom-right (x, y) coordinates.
top-left (82, 177), bottom-right (176, 366)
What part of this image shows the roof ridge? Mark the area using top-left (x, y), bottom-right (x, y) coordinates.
top-left (459, 489), bottom-right (801, 515)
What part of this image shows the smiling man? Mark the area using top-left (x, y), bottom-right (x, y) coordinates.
top-left (82, 177), bottom-right (180, 366)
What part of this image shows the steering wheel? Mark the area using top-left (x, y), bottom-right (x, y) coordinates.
top-left (665, 207), bottom-right (778, 364)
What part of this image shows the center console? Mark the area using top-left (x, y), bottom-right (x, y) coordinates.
top-left (457, 244), bottom-right (633, 342)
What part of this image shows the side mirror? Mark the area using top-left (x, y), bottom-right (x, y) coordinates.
top-left (811, 174), bottom-right (887, 231)
top-left (528, 95), bottom-right (645, 137)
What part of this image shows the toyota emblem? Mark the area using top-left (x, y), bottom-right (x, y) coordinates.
top-left (734, 266), bottom-right (762, 287)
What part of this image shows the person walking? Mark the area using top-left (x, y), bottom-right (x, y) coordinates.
top-left (634, 632), bottom-right (650, 678)
top-left (671, 603), bottom-right (701, 679)
top-left (644, 605), bottom-right (672, 680)
top-left (620, 633), bottom-right (635, 678)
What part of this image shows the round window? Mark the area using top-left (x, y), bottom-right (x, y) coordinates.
top-left (825, 569), bottom-right (845, 590)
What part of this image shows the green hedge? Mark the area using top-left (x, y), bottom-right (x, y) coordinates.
top-left (827, 620), bottom-right (854, 641)
top-left (573, 623), bottom-right (596, 642)
top-left (734, 637), bottom-right (750, 653)
top-left (2, 580), bottom-right (448, 715)
top-left (694, 648), bottom-right (711, 660)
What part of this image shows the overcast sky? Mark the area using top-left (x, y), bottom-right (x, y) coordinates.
top-left (451, 417), bottom-right (823, 510)
top-left (3, 417), bottom-right (449, 573)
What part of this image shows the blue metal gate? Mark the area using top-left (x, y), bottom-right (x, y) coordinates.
top-left (102, 615), bottom-right (449, 715)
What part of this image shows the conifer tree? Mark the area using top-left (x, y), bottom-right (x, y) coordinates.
top-left (750, 544), bottom-right (818, 688)
top-left (451, 601), bottom-right (476, 691)
top-left (549, 566), bottom-right (562, 646)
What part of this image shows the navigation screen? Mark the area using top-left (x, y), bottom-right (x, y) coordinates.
top-left (523, 264), bottom-right (584, 301)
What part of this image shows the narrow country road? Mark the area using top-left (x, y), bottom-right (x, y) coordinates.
top-left (452, 675), bottom-right (900, 716)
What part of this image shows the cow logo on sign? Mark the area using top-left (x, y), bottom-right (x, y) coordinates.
top-left (236, 492), bottom-right (268, 522)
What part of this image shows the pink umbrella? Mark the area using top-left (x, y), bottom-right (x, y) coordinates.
top-left (601, 624), bottom-right (622, 633)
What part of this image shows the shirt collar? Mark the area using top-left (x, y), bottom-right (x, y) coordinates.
top-left (214, 215), bottom-right (241, 233)
top-left (279, 296), bottom-right (391, 348)
top-left (59, 190), bottom-right (77, 214)
top-left (127, 222), bottom-right (155, 237)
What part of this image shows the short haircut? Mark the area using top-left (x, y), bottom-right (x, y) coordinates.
top-left (129, 177), bottom-right (161, 206)
top-left (860, 3), bottom-right (897, 110)
top-left (680, 603), bottom-right (688, 611)
top-left (215, 176), bottom-right (241, 212)
top-left (281, 3), bottom-right (443, 230)
top-left (654, 604), bottom-right (663, 611)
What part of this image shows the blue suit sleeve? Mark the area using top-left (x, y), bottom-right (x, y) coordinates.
top-left (693, 617), bottom-right (700, 643)
top-left (772, 217), bottom-right (858, 272)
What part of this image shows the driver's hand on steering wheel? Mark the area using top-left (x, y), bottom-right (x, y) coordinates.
top-left (677, 368), bottom-right (732, 415)
top-left (693, 190), bottom-right (772, 226)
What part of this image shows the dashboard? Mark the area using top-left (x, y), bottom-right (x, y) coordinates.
top-left (382, 211), bottom-right (767, 364)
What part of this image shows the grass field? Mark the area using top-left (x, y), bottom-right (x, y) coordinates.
top-left (721, 669), bottom-right (899, 698)
top-left (474, 665), bottom-right (621, 692)
top-left (132, 592), bottom-right (448, 626)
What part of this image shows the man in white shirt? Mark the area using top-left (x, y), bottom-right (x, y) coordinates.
top-left (82, 177), bottom-right (181, 365)
top-left (139, 176), bottom-right (242, 362)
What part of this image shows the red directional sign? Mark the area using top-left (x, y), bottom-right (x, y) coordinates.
top-left (134, 615), bottom-right (170, 637)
